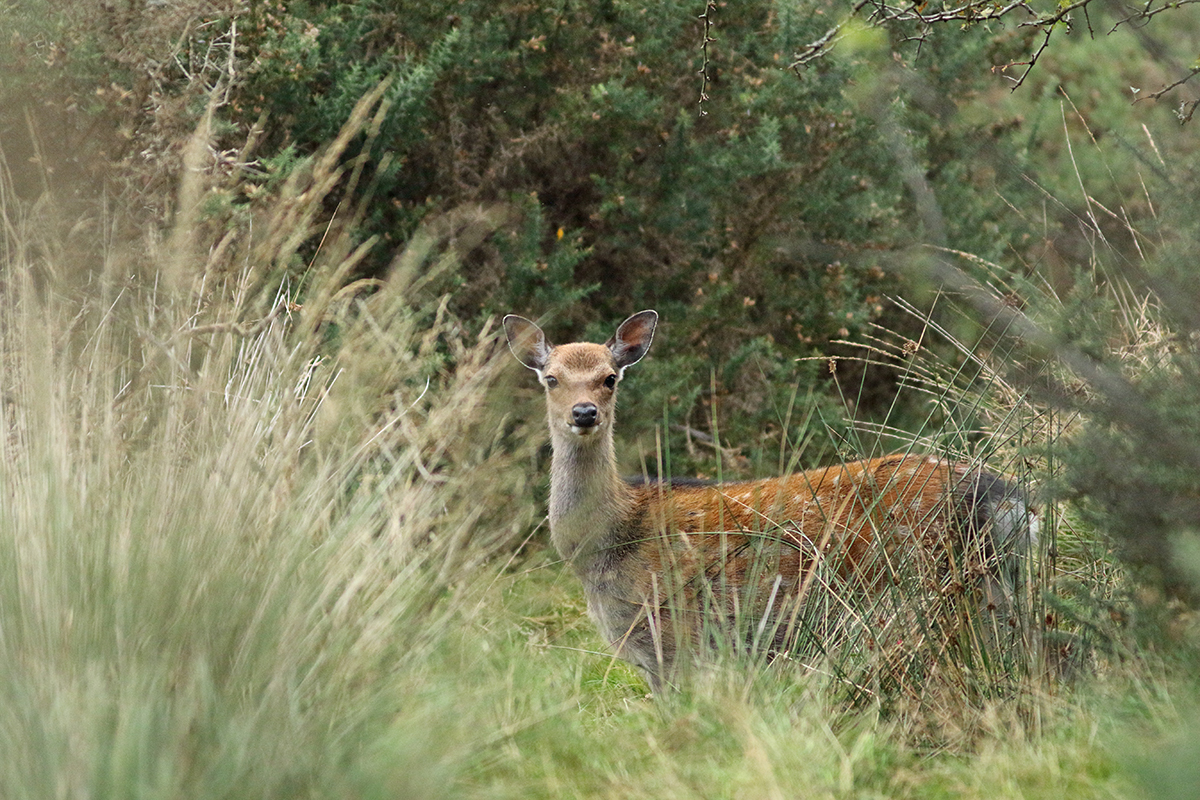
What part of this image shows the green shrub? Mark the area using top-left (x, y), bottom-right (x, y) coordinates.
top-left (184, 0), bottom-right (1054, 472)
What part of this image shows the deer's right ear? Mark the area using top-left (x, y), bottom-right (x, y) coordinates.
top-left (503, 315), bottom-right (551, 372)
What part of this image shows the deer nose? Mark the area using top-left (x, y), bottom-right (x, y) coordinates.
top-left (571, 402), bottom-right (598, 428)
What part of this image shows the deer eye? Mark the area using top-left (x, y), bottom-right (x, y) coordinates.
top-left (544, 375), bottom-right (558, 389)
top-left (603, 374), bottom-right (617, 389)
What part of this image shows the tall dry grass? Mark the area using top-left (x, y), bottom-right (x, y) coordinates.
top-left (0, 87), bottom-right (538, 797)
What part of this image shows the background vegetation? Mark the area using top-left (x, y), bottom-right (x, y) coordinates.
top-left (2, 0), bottom-right (1199, 796)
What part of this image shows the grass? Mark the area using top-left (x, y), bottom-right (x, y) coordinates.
top-left (0, 243), bottom-right (1164, 800)
top-left (464, 547), bottom-right (1146, 800)
top-left (1, 78), bottom-right (1197, 800)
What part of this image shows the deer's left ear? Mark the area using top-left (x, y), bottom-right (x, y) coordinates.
top-left (607, 310), bottom-right (657, 372)
top-left (504, 315), bottom-right (552, 372)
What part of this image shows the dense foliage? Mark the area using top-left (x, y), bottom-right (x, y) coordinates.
top-left (0, 0), bottom-right (1035, 468)
top-left (4, 0), bottom-right (1195, 471)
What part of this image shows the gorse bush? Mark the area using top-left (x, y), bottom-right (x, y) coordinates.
top-left (6, 0), bottom-right (1106, 475)
top-left (7, 0), bottom-right (1193, 485)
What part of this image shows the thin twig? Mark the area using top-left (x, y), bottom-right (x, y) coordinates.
top-left (1140, 67), bottom-right (1200, 102)
top-left (788, 0), bottom-right (1195, 109)
top-left (1005, 26), bottom-right (1054, 91)
top-left (1111, 0), bottom-right (1200, 31)
top-left (697, 0), bottom-right (717, 116)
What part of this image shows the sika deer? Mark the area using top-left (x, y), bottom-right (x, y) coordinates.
top-left (504, 310), bottom-right (1036, 691)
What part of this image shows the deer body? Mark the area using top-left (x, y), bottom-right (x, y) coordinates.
top-left (505, 311), bottom-right (1035, 690)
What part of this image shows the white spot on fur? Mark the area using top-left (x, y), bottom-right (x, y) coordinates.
top-left (1027, 510), bottom-right (1042, 549)
top-left (993, 500), bottom-right (1038, 553)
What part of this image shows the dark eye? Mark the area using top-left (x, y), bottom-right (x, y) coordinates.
top-left (603, 374), bottom-right (617, 389)
top-left (544, 375), bottom-right (558, 388)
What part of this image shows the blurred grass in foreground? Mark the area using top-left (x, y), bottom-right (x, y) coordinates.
top-left (0, 92), bottom-right (540, 796)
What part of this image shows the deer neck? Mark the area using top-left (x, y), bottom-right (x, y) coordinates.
top-left (547, 426), bottom-right (633, 563)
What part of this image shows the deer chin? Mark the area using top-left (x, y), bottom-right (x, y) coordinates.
top-left (568, 423), bottom-right (603, 437)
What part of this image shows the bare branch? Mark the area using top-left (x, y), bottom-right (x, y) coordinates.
top-left (790, 0), bottom-right (1195, 117)
top-left (1139, 66), bottom-right (1200, 102)
top-left (1017, 0), bottom-right (1094, 30)
top-left (697, 1), bottom-right (718, 117)
top-left (790, 0), bottom-right (873, 70)
top-left (1004, 26), bottom-right (1054, 91)
top-left (1111, 0), bottom-right (1200, 31)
